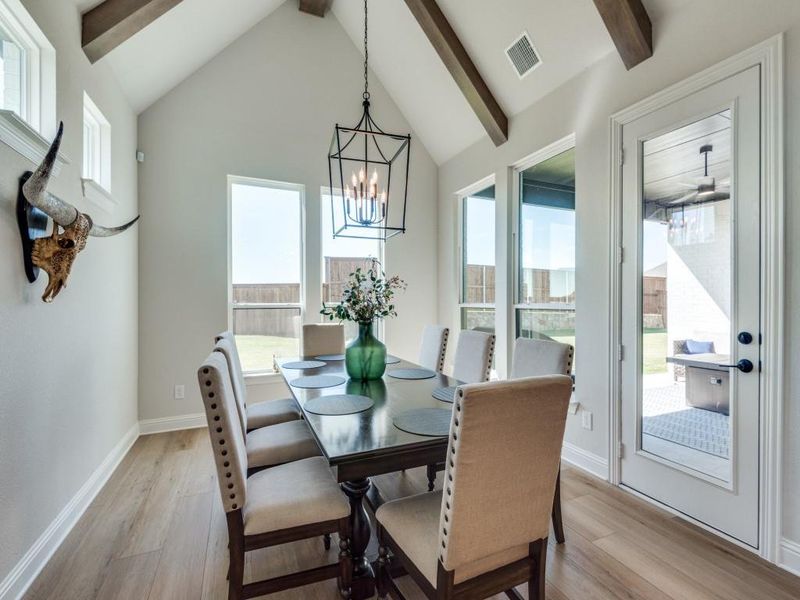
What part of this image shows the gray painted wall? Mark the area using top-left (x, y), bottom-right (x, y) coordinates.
top-left (137, 2), bottom-right (439, 421)
top-left (437, 0), bottom-right (800, 548)
top-left (0, 0), bottom-right (139, 583)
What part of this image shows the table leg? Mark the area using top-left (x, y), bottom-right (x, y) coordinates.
top-left (341, 478), bottom-right (375, 600)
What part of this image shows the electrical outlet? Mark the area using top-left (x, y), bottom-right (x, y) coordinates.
top-left (581, 410), bottom-right (593, 431)
top-left (174, 384), bottom-right (185, 400)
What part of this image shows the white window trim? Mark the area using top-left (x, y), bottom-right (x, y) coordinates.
top-left (82, 92), bottom-right (111, 194)
top-left (0, 0), bottom-right (58, 165)
top-left (227, 175), bottom-right (306, 375)
top-left (456, 175), bottom-right (496, 329)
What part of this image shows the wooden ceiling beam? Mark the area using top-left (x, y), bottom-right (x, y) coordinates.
top-left (299, 0), bottom-right (332, 18)
top-left (404, 0), bottom-right (508, 146)
top-left (82, 0), bottom-right (185, 64)
top-left (592, 0), bottom-right (653, 70)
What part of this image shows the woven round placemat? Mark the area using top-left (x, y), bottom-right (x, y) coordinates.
top-left (282, 360), bottom-right (326, 370)
top-left (290, 375), bottom-right (346, 389)
top-left (314, 354), bottom-right (345, 361)
top-left (303, 394), bottom-right (374, 415)
top-left (432, 386), bottom-right (457, 403)
top-left (387, 368), bottom-right (436, 380)
top-left (393, 408), bottom-right (452, 437)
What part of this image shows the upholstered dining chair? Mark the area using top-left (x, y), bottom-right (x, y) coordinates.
top-left (426, 329), bottom-right (495, 491)
top-left (418, 325), bottom-right (449, 372)
top-left (376, 376), bottom-right (572, 600)
top-left (214, 338), bottom-right (320, 476)
top-left (197, 352), bottom-right (352, 600)
top-left (214, 331), bottom-right (301, 431)
top-left (451, 330), bottom-right (495, 384)
top-left (302, 323), bottom-right (346, 357)
top-left (511, 337), bottom-right (574, 545)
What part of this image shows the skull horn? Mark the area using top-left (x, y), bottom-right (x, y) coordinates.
top-left (89, 216), bottom-right (140, 237)
top-left (21, 122), bottom-right (79, 228)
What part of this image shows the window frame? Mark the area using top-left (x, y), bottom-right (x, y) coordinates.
top-left (0, 0), bottom-right (55, 136)
top-left (456, 174), bottom-right (496, 332)
top-left (227, 175), bottom-right (306, 375)
top-left (511, 134), bottom-right (577, 367)
top-left (82, 92), bottom-right (111, 192)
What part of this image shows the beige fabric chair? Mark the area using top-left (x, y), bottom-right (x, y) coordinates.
top-left (214, 337), bottom-right (320, 474)
top-left (510, 337), bottom-right (574, 545)
top-left (511, 337), bottom-right (574, 381)
top-left (214, 332), bottom-right (300, 431)
top-left (302, 323), bottom-right (346, 357)
top-left (418, 325), bottom-right (449, 372)
top-left (451, 330), bottom-right (495, 384)
top-left (427, 330), bottom-right (496, 491)
top-left (376, 376), bottom-right (572, 600)
top-left (197, 352), bottom-right (351, 600)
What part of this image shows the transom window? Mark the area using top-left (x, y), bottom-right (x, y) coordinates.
top-left (0, 0), bottom-right (55, 134)
top-left (82, 93), bottom-right (111, 191)
top-left (229, 177), bottom-right (304, 373)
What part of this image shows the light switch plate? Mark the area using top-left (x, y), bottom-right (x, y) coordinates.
top-left (174, 384), bottom-right (185, 400)
top-left (568, 401), bottom-right (580, 415)
top-left (581, 410), bottom-right (593, 430)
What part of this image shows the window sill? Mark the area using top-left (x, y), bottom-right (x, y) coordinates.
top-left (81, 178), bottom-right (115, 213)
top-left (0, 110), bottom-right (69, 175)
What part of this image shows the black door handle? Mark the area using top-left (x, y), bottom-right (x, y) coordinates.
top-left (717, 359), bottom-right (754, 373)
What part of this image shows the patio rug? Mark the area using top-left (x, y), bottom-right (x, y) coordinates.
top-left (642, 386), bottom-right (730, 459)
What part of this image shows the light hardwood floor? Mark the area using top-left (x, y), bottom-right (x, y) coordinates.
top-left (24, 428), bottom-right (800, 600)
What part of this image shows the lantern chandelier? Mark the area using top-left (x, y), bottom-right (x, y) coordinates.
top-left (327, 0), bottom-right (411, 240)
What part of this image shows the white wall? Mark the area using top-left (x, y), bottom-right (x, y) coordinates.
top-left (137, 1), bottom-right (439, 421)
top-left (0, 0), bottom-right (139, 587)
top-left (437, 0), bottom-right (800, 550)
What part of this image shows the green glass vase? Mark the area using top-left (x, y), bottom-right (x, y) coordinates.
top-left (345, 322), bottom-right (386, 381)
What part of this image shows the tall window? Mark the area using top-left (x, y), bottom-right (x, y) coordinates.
top-left (230, 178), bottom-right (303, 373)
top-left (0, 0), bottom-right (55, 134)
top-left (322, 190), bottom-right (383, 341)
top-left (82, 93), bottom-right (111, 191)
top-left (460, 185), bottom-right (495, 333)
top-left (516, 147), bottom-right (576, 369)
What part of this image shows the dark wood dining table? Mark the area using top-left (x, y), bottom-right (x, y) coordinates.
top-left (278, 356), bottom-right (459, 600)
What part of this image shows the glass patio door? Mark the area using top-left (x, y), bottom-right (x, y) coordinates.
top-left (619, 66), bottom-right (761, 546)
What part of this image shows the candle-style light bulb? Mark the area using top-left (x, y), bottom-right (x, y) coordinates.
top-left (351, 173), bottom-right (358, 188)
top-left (359, 168), bottom-right (365, 183)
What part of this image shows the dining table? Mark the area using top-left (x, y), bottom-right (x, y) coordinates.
top-left (278, 355), bottom-right (461, 600)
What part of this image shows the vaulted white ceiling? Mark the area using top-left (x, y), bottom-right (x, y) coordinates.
top-left (78, 0), bottom-right (692, 163)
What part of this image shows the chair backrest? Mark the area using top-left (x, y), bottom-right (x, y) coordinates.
top-left (213, 337), bottom-right (248, 435)
top-left (510, 338), bottom-right (574, 379)
top-left (439, 376), bottom-right (572, 574)
top-left (302, 323), bottom-right (345, 357)
top-left (419, 325), bottom-right (449, 372)
top-left (197, 352), bottom-right (248, 513)
top-left (452, 330), bottom-right (495, 383)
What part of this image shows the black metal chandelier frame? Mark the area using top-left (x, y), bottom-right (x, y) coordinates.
top-left (327, 0), bottom-right (411, 241)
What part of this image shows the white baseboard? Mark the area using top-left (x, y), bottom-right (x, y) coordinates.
top-left (561, 441), bottom-right (609, 480)
top-left (0, 423), bottom-right (139, 600)
top-left (139, 412), bottom-right (207, 435)
top-left (779, 538), bottom-right (800, 577)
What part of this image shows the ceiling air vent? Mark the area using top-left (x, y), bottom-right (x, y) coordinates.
top-left (505, 31), bottom-right (541, 79)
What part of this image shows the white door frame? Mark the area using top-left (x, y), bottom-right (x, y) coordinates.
top-left (608, 34), bottom-right (784, 562)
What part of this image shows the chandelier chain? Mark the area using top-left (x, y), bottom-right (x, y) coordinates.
top-left (363, 0), bottom-right (369, 101)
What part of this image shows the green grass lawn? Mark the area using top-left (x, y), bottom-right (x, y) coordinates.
top-left (236, 335), bottom-right (299, 373)
top-left (541, 329), bottom-right (668, 376)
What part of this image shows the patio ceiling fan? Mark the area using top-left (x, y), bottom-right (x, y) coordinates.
top-left (671, 144), bottom-right (730, 204)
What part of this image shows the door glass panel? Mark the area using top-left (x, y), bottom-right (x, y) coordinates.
top-left (640, 110), bottom-right (732, 483)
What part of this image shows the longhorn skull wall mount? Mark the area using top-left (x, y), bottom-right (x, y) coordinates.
top-left (16, 122), bottom-right (139, 302)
